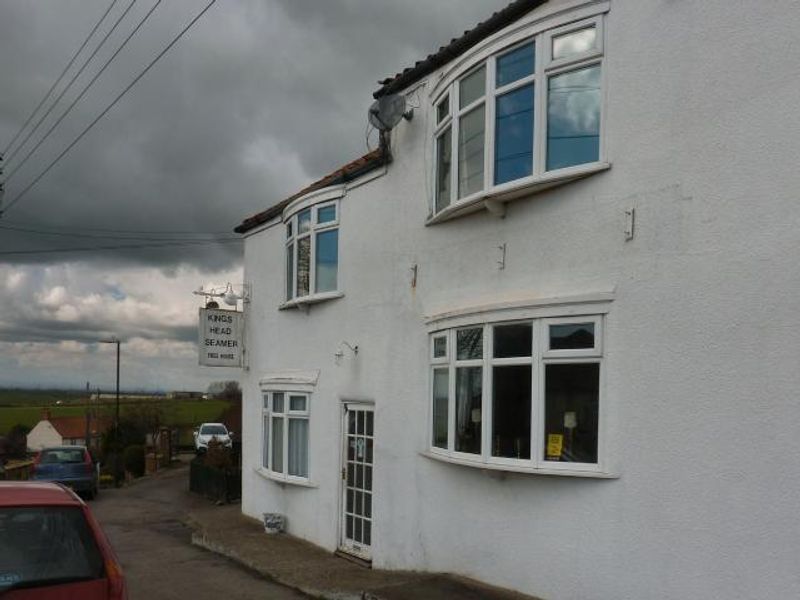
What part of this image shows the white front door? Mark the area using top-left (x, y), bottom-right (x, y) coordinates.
top-left (340, 404), bottom-right (374, 561)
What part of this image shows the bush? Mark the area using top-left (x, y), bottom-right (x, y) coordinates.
top-left (123, 444), bottom-right (145, 478)
top-left (204, 439), bottom-right (233, 469)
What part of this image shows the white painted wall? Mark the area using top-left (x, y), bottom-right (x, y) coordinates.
top-left (240, 1), bottom-right (800, 598)
top-left (27, 421), bottom-right (63, 451)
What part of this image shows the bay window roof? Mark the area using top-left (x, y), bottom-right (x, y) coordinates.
top-left (374, 0), bottom-right (548, 99)
top-left (234, 146), bottom-right (390, 234)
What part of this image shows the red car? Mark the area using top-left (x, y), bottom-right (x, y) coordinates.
top-left (0, 482), bottom-right (127, 599)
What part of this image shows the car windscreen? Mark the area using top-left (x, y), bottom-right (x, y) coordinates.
top-left (40, 449), bottom-right (85, 464)
top-left (200, 425), bottom-right (226, 435)
top-left (0, 506), bottom-right (104, 591)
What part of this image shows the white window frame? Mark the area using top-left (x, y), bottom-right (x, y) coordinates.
top-left (261, 390), bottom-right (311, 484)
top-left (431, 13), bottom-right (607, 219)
top-left (428, 314), bottom-right (605, 476)
top-left (284, 200), bottom-right (340, 304)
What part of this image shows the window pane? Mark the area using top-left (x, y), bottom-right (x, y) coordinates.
top-left (544, 363), bottom-right (599, 463)
top-left (286, 242), bottom-right (294, 300)
top-left (289, 395), bottom-right (306, 411)
top-left (547, 65), bottom-right (601, 171)
top-left (286, 222), bottom-right (293, 239)
top-left (496, 42), bottom-right (535, 87)
top-left (457, 327), bottom-right (483, 360)
top-left (492, 365), bottom-right (531, 459)
top-left (262, 394), bottom-right (269, 409)
top-left (297, 236), bottom-right (310, 297)
top-left (436, 128), bottom-right (452, 212)
top-left (433, 335), bottom-right (447, 358)
top-left (314, 229), bottom-right (338, 293)
top-left (271, 418), bottom-right (284, 472)
top-left (550, 322), bottom-right (595, 350)
top-left (272, 392), bottom-right (284, 413)
top-left (437, 94), bottom-right (449, 124)
top-left (455, 367), bottom-right (482, 454)
top-left (288, 418), bottom-right (309, 477)
top-left (317, 205), bottom-right (336, 224)
top-left (495, 84), bottom-right (534, 185)
top-left (459, 66), bottom-right (485, 108)
top-left (432, 369), bottom-right (449, 449)
top-left (298, 209), bottom-right (311, 234)
top-left (458, 105), bottom-right (485, 198)
top-left (552, 26), bottom-right (597, 60)
top-left (493, 323), bottom-right (532, 358)
top-left (268, 417), bottom-right (269, 469)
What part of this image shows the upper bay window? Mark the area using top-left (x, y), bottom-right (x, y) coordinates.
top-left (433, 15), bottom-right (605, 216)
top-left (285, 201), bottom-right (339, 302)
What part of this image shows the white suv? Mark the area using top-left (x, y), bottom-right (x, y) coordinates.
top-left (193, 423), bottom-right (233, 453)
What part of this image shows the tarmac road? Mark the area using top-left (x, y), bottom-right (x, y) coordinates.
top-left (90, 459), bottom-right (308, 600)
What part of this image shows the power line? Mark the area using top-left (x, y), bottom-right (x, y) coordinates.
top-left (0, 238), bottom-right (242, 257)
top-left (1, 0), bottom-right (219, 217)
top-left (1, 219), bottom-right (233, 236)
top-left (6, 0), bottom-right (156, 182)
top-left (1, 0), bottom-right (120, 158)
top-left (4, 0), bottom-right (139, 169)
top-left (0, 223), bottom-right (238, 242)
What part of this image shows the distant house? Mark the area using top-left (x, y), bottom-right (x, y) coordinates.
top-left (27, 409), bottom-right (109, 451)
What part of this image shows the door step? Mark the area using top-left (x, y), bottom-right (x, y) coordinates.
top-left (335, 549), bottom-right (372, 569)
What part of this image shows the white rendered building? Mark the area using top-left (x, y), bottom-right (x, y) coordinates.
top-left (235, 1), bottom-right (800, 598)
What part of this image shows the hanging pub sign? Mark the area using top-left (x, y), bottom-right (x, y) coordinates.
top-left (198, 307), bottom-right (244, 367)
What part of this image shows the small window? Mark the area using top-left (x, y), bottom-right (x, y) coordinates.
top-left (458, 105), bottom-right (486, 198)
top-left (549, 322), bottom-right (595, 350)
top-left (436, 128), bottom-right (453, 211)
top-left (547, 64), bottom-right (601, 171)
top-left (496, 42), bottom-right (535, 87)
top-left (437, 94), bottom-right (450, 124)
top-left (285, 201), bottom-right (340, 302)
top-left (495, 84), bottom-right (534, 185)
top-left (432, 369), bottom-right (449, 449)
top-left (493, 323), bottom-right (532, 358)
top-left (459, 66), bottom-right (486, 108)
top-left (455, 366), bottom-right (482, 454)
top-left (317, 205), bottom-right (336, 224)
top-left (433, 335), bottom-right (447, 359)
top-left (552, 26), bottom-right (597, 60)
top-left (544, 363), bottom-right (599, 463)
top-left (262, 390), bottom-right (310, 481)
top-left (456, 328), bottom-right (483, 360)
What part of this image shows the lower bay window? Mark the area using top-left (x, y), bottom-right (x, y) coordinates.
top-left (262, 391), bottom-right (310, 481)
top-left (430, 315), bottom-right (603, 472)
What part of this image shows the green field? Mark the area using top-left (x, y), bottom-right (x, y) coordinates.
top-left (0, 393), bottom-right (231, 437)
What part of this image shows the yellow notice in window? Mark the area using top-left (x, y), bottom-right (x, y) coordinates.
top-left (546, 434), bottom-right (563, 459)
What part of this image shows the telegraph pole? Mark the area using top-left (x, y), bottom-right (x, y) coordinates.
top-left (0, 152), bottom-right (5, 218)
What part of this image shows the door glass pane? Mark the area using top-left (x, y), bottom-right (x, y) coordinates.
top-left (298, 209), bottom-right (311, 233)
top-left (492, 365), bottom-right (531, 459)
top-left (493, 323), bottom-right (532, 358)
top-left (437, 94), bottom-right (449, 124)
top-left (547, 65), bottom-right (601, 171)
top-left (296, 236), bottom-right (311, 297)
top-left (363, 520), bottom-right (371, 546)
top-left (550, 322), bottom-right (595, 350)
top-left (366, 412), bottom-right (373, 437)
top-left (436, 128), bottom-right (452, 212)
top-left (287, 418), bottom-right (308, 477)
top-left (458, 105), bottom-right (485, 198)
top-left (455, 366), bottom-right (482, 454)
top-left (457, 327), bottom-right (483, 360)
top-left (286, 243), bottom-right (294, 300)
top-left (496, 42), bottom-right (535, 87)
top-left (495, 84), bottom-right (534, 185)
top-left (271, 418), bottom-right (283, 472)
top-left (544, 363), bottom-right (600, 463)
top-left (459, 66), bottom-right (486, 108)
top-left (315, 229), bottom-right (338, 293)
top-left (552, 26), bottom-right (597, 60)
top-left (317, 205), bottom-right (336, 224)
top-left (432, 369), bottom-right (449, 449)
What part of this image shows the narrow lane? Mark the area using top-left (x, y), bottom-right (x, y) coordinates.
top-left (91, 460), bottom-right (307, 600)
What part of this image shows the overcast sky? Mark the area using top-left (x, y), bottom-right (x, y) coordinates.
top-left (0, 0), bottom-right (510, 391)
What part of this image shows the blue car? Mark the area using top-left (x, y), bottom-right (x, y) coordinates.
top-left (31, 446), bottom-right (99, 500)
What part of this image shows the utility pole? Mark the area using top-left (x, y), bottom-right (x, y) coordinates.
top-left (0, 152), bottom-right (5, 218)
top-left (100, 338), bottom-right (121, 486)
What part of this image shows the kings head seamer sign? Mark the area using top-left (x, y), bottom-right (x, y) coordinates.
top-left (199, 308), bottom-right (243, 367)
